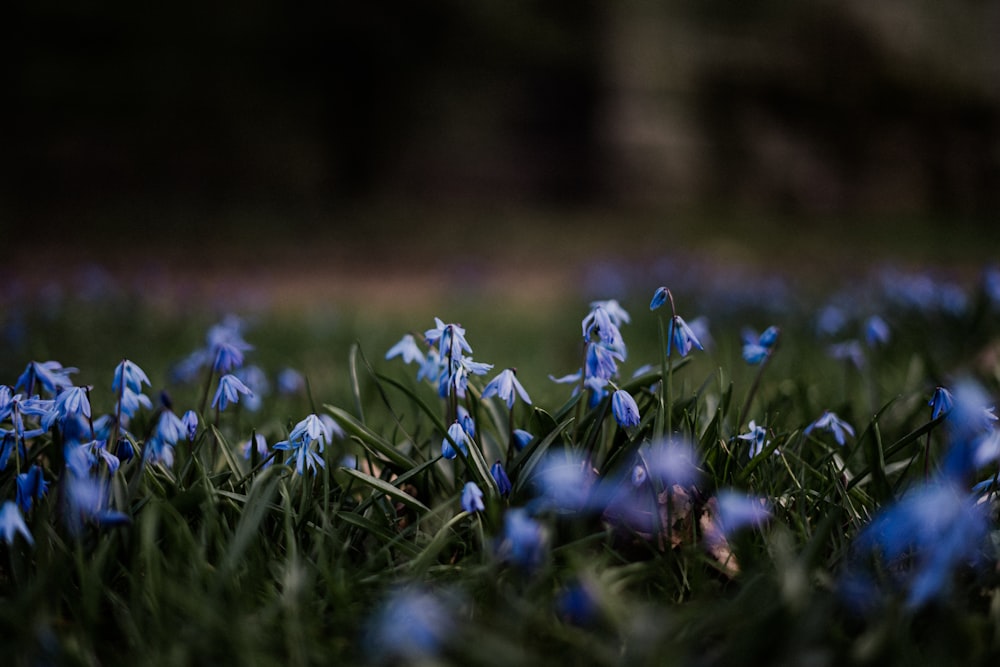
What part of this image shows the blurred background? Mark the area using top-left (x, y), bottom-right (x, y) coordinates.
top-left (5, 0), bottom-right (1000, 309)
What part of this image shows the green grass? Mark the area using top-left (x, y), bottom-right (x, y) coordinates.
top-left (2, 267), bottom-right (1000, 665)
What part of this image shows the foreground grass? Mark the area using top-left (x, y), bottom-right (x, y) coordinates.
top-left (2, 263), bottom-right (1000, 666)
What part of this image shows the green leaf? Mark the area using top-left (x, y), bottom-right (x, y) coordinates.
top-left (340, 467), bottom-right (431, 513)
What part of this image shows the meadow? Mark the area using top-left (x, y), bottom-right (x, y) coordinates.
top-left (2, 258), bottom-right (1000, 666)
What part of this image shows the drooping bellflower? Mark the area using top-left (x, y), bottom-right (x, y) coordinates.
top-left (273, 414), bottom-right (334, 475)
top-left (851, 481), bottom-right (988, 609)
top-left (667, 315), bottom-right (704, 358)
top-left (442, 421), bottom-right (470, 460)
top-left (15, 465), bottom-right (48, 512)
top-left (15, 361), bottom-right (77, 396)
top-left (496, 508), bottom-right (546, 571)
top-left (929, 387), bottom-right (955, 420)
top-left (611, 389), bottom-right (641, 428)
top-left (865, 315), bottom-right (890, 347)
top-left (741, 326), bottom-right (779, 365)
top-left (364, 587), bottom-right (453, 664)
top-left (461, 481), bottom-right (485, 513)
top-left (804, 410), bottom-right (855, 446)
top-left (0, 501), bottom-right (34, 546)
top-left (385, 334), bottom-right (425, 365)
top-left (491, 460), bottom-right (512, 495)
top-left (482, 368), bottom-right (531, 409)
top-left (211, 374), bottom-right (254, 411)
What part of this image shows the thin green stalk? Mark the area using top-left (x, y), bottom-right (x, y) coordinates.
top-left (736, 334), bottom-right (780, 432)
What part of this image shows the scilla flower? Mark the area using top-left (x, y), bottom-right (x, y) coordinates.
top-left (737, 420), bottom-right (770, 458)
top-left (273, 414), bottom-right (331, 476)
top-left (385, 334), bottom-right (425, 365)
top-left (741, 326), bottom-right (779, 365)
top-left (212, 374), bottom-right (253, 411)
top-left (668, 316), bottom-right (704, 357)
top-left (0, 501), bottom-right (33, 546)
top-left (611, 389), bottom-right (641, 428)
top-left (865, 315), bottom-right (890, 347)
top-left (805, 410), bottom-right (855, 446)
top-left (15, 465), bottom-right (48, 512)
top-left (496, 509), bottom-right (547, 571)
top-left (929, 387), bottom-right (955, 420)
top-left (461, 481), bottom-right (485, 513)
top-left (482, 368), bottom-right (531, 409)
top-left (491, 461), bottom-right (512, 496)
top-left (442, 421), bottom-right (470, 459)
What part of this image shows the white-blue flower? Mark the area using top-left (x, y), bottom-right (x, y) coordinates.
top-left (461, 481), bottom-right (485, 513)
top-left (482, 368), bottom-right (531, 409)
top-left (804, 410), bottom-right (854, 446)
top-left (611, 389), bottom-right (641, 428)
top-left (212, 374), bottom-right (253, 411)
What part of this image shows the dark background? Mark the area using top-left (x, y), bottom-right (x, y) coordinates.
top-left (5, 1), bottom-right (1000, 262)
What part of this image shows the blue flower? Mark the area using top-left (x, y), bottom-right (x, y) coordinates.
top-left (155, 410), bottom-right (187, 446)
top-left (273, 414), bottom-right (331, 475)
top-left (0, 432), bottom-right (24, 471)
top-left (442, 421), bottom-right (470, 460)
top-left (491, 460), bottom-right (512, 496)
top-left (641, 438), bottom-right (700, 488)
top-left (113, 359), bottom-right (152, 419)
top-left (712, 490), bottom-right (771, 536)
top-left (865, 315), bottom-right (890, 347)
top-left (424, 318), bottom-right (472, 360)
top-left (207, 317), bottom-right (254, 372)
top-left (589, 299), bottom-right (630, 326)
top-left (439, 355), bottom-right (493, 399)
top-left (737, 420), bottom-right (771, 458)
top-left (649, 286), bottom-right (669, 311)
top-left (496, 508), bottom-right (546, 571)
top-left (85, 439), bottom-right (121, 475)
top-left (211, 374), bottom-right (253, 411)
top-left (242, 433), bottom-right (271, 468)
top-left (461, 481), bottom-right (485, 513)
top-left (582, 306), bottom-right (623, 347)
top-left (64, 474), bottom-right (130, 535)
top-left (482, 368), bottom-right (531, 409)
top-left (611, 389), bottom-right (641, 428)
top-left (0, 501), bottom-right (33, 546)
top-left (531, 451), bottom-right (602, 513)
top-left (276, 368), bottom-right (305, 395)
top-left (112, 359), bottom-right (150, 396)
top-left (804, 410), bottom-right (855, 445)
top-left (852, 482), bottom-right (987, 608)
top-left (556, 581), bottom-right (600, 627)
top-left (828, 340), bottom-right (865, 369)
top-left (15, 361), bottom-right (77, 396)
top-left (816, 304), bottom-right (847, 336)
top-left (929, 387), bottom-right (954, 420)
top-left (234, 365), bottom-right (268, 412)
top-left (117, 385), bottom-right (153, 419)
top-left (144, 435), bottom-right (176, 468)
top-left (44, 386), bottom-right (92, 430)
top-left (15, 465), bottom-right (49, 512)
top-left (667, 316), bottom-right (704, 357)
top-left (513, 429), bottom-right (533, 450)
top-left (171, 317), bottom-right (253, 381)
top-left (320, 414), bottom-right (346, 440)
top-left (290, 413), bottom-right (335, 446)
top-left (385, 334), bottom-right (425, 365)
top-left (365, 587), bottom-right (452, 663)
top-left (741, 326), bottom-right (779, 364)
top-left (585, 342), bottom-right (624, 382)
top-left (456, 405), bottom-right (476, 438)
top-left (181, 410), bottom-right (199, 441)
